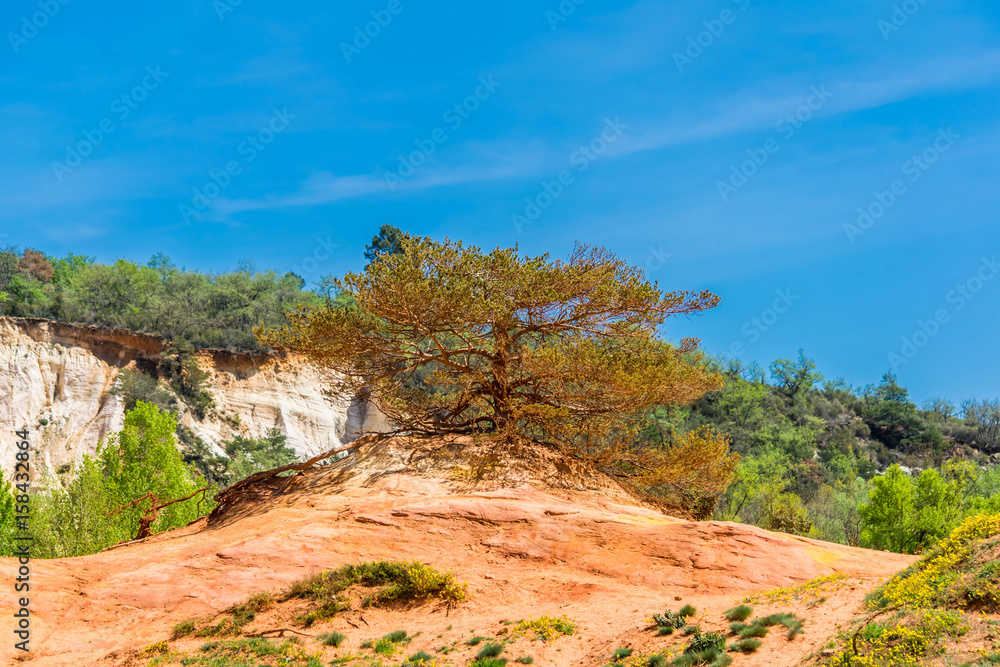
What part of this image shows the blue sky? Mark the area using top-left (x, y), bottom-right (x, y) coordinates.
top-left (2, 0), bottom-right (999, 404)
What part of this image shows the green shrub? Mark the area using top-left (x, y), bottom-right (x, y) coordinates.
top-left (612, 646), bottom-right (634, 661)
top-left (514, 658), bottom-right (534, 665)
top-left (686, 631), bottom-right (726, 655)
top-left (679, 604), bottom-right (697, 618)
top-left (682, 625), bottom-right (698, 636)
top-left (318, 631), bottom-right (347, 647)
top-left (383, 630), bottom-right (409, 643)
top-left (467, 635), bottom-right (489, 646)
top-left (738, 624), bottom-right (768, 638)
top-left (477, 643), bottom-right (505, 659)
top-left (727, 622), bottom-right (747, 634)
top-left (723, 604), bottom-right (753, 622)
top-left (657, 626), bottom-right (674, 636)
top-left (732, 637), bottom-right (762, 653)
top-left (404, 650), bottom-right (435, 665)
top-left (471, 659), bottom-right (508, 667)
top-left (172, 619), bottom-right (196, 639)
top-left (284, 560), bottom-right (467, 626)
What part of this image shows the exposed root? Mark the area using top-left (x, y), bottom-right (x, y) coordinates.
top-left (207, 436), bottom-right (377, 522)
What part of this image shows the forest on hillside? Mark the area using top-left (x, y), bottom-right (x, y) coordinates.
top-left (2, 233), bottom-right (1000, 559)
top-left (0, 247), bottom-right (320, 350)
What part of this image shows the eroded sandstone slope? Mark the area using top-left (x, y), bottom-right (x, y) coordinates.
top-left (0, 438), bottom-right (915, 667)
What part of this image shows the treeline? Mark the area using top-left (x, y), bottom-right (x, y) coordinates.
top-left (0, 247), bottom-right (321, 350)
top-left (639, 350), bottom-right (1000, 552)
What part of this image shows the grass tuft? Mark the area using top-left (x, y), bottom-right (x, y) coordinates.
top-left (723, 604), bottom-right (753, 622)
top-left (731, 637), bottom-right (762, 653)
top-left (318, 630), bottom-right (347, 647)
top-left (477, 643), bottom-right (505, 659)
top-left (172, 619), bottom-right (196, 639)
top-left (738, 624), bottom-right (768, 638)
top-left (612, 646), bottom-right (634, 661)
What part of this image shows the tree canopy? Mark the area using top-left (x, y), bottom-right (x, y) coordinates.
top-left (259, 236), bottom-right (727, 476)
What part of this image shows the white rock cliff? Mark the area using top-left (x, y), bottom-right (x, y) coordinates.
top-left (0, 318), bottom-right (389, 476)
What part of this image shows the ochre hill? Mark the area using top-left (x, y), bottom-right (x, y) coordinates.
top-left (1, 437), bottom-right (915, 667)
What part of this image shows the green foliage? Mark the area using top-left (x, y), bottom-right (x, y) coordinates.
top-left (678, 604), bottom-right (696, 618)
top-left (737, 625), bottom-right (767, 638)
top-left (158, 343), bottom-right (214, 417)
top-left (862, 372), bottom-right (945, 455)
top-left (653, 609), bottom-right (688, 630)
top-left (364, 224), bottom-right (407, 264)
top-left (514, 657), bottom-right (534, 665)
top-left (316, 630), bottom-right (347, 648)
top-left (172, 637), bottom-right (322, 666)
top-left (29, 402), bottom-right (209, 558)
top-left (477, 643), bottom-right (505, 659)
top-left (111, 369), bottom-right (176, 412)
top-left (859, 464), bottom-right (963, 554)
top-left (611, 646), bottom-right (634, 661)
top-left (722, 605), bottom-right (752, 622)
top-left (0, 247), bottom-right (320, 351)
top-left (220, 429), bottom-right (298, 486)
top-left (172, 619), bottom-right (196, 639)
top-left (283, 560), bottom-right (467, 626)
top-left (404, 650), bottom-right (435, 666)
top-left (259, 238), bottom-right (726, 499)
top-left (0, 471), bottom-right (17, 556)
top-left (730, 637), bottom-right (761, 653)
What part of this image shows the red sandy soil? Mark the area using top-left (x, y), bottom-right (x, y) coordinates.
top-left (0, 439), bottom-right (916, 666)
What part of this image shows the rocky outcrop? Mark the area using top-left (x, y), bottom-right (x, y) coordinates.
top-left (0, 318), bottom-right (389, 475)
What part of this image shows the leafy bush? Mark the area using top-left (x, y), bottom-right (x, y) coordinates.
top-left (284, 561), bottom-right (467, 626)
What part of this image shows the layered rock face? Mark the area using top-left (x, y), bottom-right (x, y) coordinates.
top-left (0, 317), bottom-right (388, 475)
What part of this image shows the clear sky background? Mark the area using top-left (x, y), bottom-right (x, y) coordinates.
top-left (2, 0), bottom-right (998, 404)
